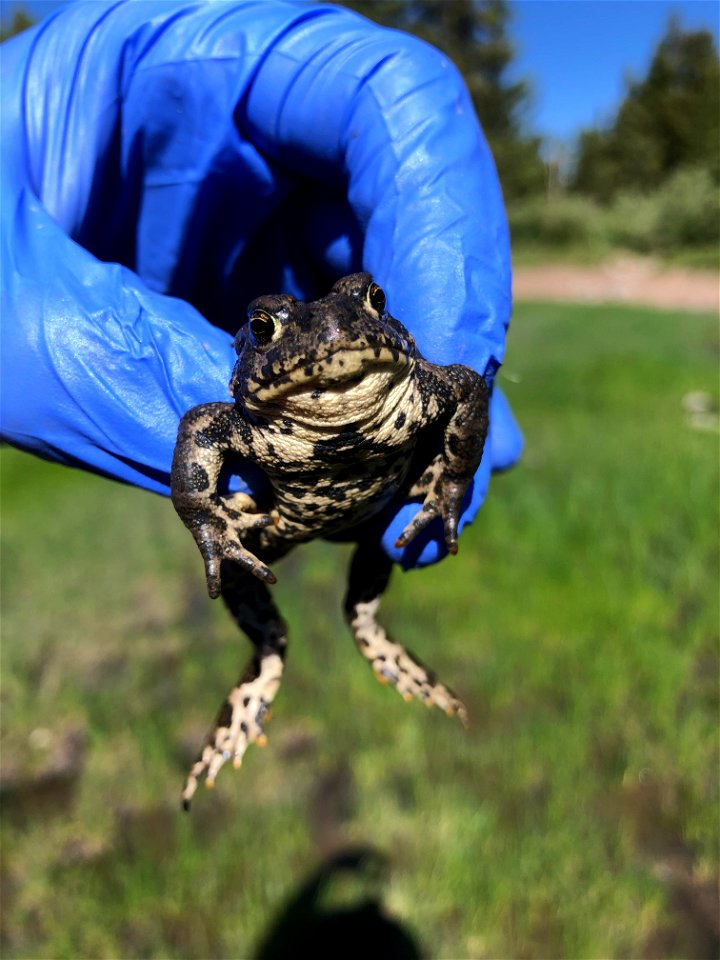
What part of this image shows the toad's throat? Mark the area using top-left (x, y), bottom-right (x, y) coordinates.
top-left (245, 344), bottom-right (412, 404)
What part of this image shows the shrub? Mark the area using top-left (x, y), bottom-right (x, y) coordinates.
top-left (508, 165), bottom-right (719, 257)
top-left (604, 191), bottom-right (659, 253)
top-left (508, 196), bottom-right (608, 248)
top-left (652, 166), bottom-right (720, 249)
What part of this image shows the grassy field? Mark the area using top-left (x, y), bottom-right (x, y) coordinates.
top-left (2, 301), bottom-right (718, 959)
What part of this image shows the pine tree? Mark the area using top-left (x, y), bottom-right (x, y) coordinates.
top-left (572, 18), bottom-right (720, 201)
top-left (0, 7), bottom-right (35, 41)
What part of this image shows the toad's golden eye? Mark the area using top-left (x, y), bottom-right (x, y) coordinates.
top-left (367, 282), bottom-right (386, 315)
top-left (249, 311), bottom-right (276, 345)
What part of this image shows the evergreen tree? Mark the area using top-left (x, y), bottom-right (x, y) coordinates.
top-left (572, 18), bottom-right (720, 201)
top-left (0, 7), bottom-right (35, 42)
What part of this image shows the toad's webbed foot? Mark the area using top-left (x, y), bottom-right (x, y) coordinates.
top-left (181, 649), bottom-right (283, 808)
top-left (198, 516), bottom-right (277, 598)
top-left (174, 496), bottom-right (279, 597)
top-left (182, 565), bottom-right (287, 809)
top-left (395, 456), bottom-right (468, 555)
top-left (350, 599), bottom-right (469, 724)
top-left (344, 544), bottom-right (469, 727)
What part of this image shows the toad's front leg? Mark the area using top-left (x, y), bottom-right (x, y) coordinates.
top-left (344, 543), bottom-right (468, 726)
top-left (396, 365), bottom-right (489, 555)
top-left (171, 402), bottom-right (277, 596)
top-left (182, 563), bottom-right (288, 809)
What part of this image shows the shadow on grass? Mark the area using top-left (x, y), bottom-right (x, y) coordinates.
top-left (254, 846), bottom-right (420, 960)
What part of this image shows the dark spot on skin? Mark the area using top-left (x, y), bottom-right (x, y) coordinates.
top-left (196, 422), bottom-right (233, 447)
top-left (313, 432), bottom-right (365, 458)
top-left (189, 463), bottom-right (210, 491)
top-left (283, 485), bottom-right (307, 499)
top-left (216, 700), bottom-right (233, 729)
top-left (447, 434), bottom-right (461, 456)
top-left (315, 484), bottom-right (349, 502)
top-left (193, 431), bottom-right (215, 449)
top-left (197, 513), bottom-right (227, 534)
top-left (395, 412), bottom-right (406, 430)
top-left (241, 656), bottom-right (262, 684)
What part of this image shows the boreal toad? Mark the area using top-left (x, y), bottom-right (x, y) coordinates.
top-left (171, 273), bottom-right (489, 807)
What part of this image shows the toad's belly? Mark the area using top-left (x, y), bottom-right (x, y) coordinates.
top-left (260, 452), bottom-right (413, 546)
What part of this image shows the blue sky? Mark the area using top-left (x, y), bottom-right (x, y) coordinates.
top-left (3, 0), bottom-right (719, 143)
top-left (511, 0), bottom-right (720, 141)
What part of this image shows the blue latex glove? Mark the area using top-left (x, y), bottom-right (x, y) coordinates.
top-left (0, 0), bottom-right (522, 567)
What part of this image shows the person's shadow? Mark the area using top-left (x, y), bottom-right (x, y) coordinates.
top-left (255, 846), bottom-right (421, 959)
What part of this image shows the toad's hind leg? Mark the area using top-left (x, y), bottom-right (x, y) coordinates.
top-left (182, 562), bottom-right (287, 809)
top-left (343, 544), bottom-right (468, 727)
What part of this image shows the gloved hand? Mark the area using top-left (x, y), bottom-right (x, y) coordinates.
top-left (0, 0), bottom-right (521, 567)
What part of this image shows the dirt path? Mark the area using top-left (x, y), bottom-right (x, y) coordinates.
top-left (513, 256), bottom-right (718, 313)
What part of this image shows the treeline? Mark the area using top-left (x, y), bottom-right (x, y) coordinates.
top-left (572, 19), bottom-right (718, 201)
top-left (520, 16), bottom-right (719, 263)
top-left (344, 1), bottom-right (719, 262)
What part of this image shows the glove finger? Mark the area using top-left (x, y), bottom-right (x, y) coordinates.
top-left (489, 386), bottom-right (524, 471)
top-left (5, 2), bottom-right (388, 326)
top-left (11, 1), bottom-right (510, 361)
top-left (1, 192), bottom-right (237, 495)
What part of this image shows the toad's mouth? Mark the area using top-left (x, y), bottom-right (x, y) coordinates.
top-left (244, 344), bottom-right (412, 404)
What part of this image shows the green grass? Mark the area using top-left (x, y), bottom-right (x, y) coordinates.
top-left (2, 302), bottom-right (718, 959)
